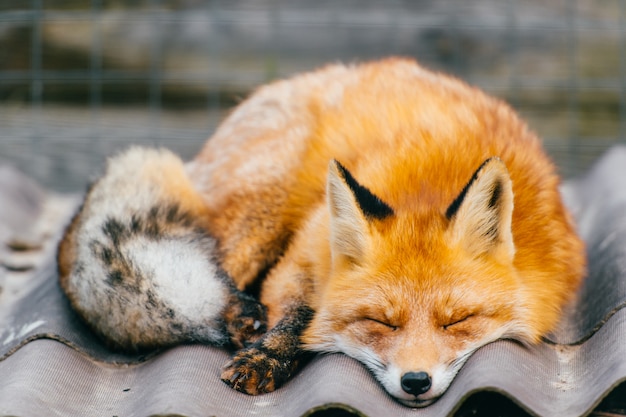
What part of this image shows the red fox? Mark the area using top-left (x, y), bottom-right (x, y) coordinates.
top-left (58, 58), bottom-right (586, 407)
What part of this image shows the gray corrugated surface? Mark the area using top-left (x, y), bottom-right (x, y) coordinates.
top-left (1, 147), bottom-right (626, 417)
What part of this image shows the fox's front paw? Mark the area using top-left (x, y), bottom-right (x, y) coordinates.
top-left (224, 292), bottom-right (268, 350)
top-left (223, 303), bottom-right (311, 395)
top-left (221, 347), bottom-right (293, 395)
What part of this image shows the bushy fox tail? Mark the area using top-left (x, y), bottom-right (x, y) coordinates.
top-left (57, 147), bottom-right (266, 352)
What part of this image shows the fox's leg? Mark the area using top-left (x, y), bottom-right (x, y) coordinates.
top-left (221, 302), bottom-right (314, 394)
top-left (220, 234), bottom-right (315, 394)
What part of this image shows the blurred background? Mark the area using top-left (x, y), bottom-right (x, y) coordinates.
top-left (1, 0), bottom-right (625, 192)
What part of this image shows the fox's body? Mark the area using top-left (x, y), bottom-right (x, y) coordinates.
top-left (59, 58), bottom-right (585, 406)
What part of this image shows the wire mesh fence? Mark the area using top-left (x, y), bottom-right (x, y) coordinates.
top-left (1, 0), bottom-right (625, 191)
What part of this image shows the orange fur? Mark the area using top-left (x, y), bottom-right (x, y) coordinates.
top-left (187, 57), bottom-right (585, 404)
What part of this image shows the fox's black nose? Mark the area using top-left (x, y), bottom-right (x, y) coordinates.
top-left (401, 371), bottom-right (432, 395)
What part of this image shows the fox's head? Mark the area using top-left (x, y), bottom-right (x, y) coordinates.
top-left (303, 158), bottom-right (535, 407)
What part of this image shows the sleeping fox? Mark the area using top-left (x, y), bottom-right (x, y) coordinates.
top-left (58, 57), bottom-right (586, 407)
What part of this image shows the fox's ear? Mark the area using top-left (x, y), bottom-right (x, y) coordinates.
top-left (445, 157), bottom-right (515, 261)
top-left (327, 160), bottom-right (393, 264)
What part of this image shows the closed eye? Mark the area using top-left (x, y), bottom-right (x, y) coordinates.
top-left (365, 317), bottom-right (398, 331)
top-left (442, 314), bottom-right (475, 330)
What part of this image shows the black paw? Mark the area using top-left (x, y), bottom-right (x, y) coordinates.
top-left (224, 292), bottom-right (267, 350)
top-left (221, 347), bottom-right (293, 395)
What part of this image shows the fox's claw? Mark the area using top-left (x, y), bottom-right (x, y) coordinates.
top-left (227, 314), bottom-right (267, 349)
top-left (221, 347), bottom-right (291, 395)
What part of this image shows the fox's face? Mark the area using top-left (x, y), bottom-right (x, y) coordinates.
top-left (307, 250), bottom-right (524, 407)
top-left (303, 158), bottom-right (535, 407)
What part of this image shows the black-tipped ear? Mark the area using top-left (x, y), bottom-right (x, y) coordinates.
top-left (327, 160), bottom-right (393, 264)
top-left (446, 158), bottom-right (494, 220)
top-left (446, 157), bottom-right (515, 260)
top-left (333, 161), bottom-right (393, 220)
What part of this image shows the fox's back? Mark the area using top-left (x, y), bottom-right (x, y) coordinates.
top-left (195, 58), bottom-right (554, 222)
